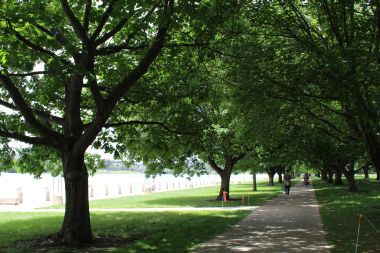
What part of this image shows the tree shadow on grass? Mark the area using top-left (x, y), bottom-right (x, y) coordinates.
top-left (0, 211), bottom-right (249, 253)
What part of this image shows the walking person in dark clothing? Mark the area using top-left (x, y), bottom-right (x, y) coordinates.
top-left (284, 170), bottom-right (292, 195)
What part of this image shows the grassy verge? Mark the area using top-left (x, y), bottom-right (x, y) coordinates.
top-left (0, 181), bottom-right (285, 252)
top-left (0, 210), bottom-right (249, 253)
top-left (313, 178), bottom-right (380, 253)
top-left (46, 181), bottom-right (283, 209)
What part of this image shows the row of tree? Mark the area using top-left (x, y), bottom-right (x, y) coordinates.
top-left (0, 0), bottom-right (379, 247)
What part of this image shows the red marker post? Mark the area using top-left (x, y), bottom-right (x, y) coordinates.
top-left (221, 191), bottom-right (228, 207)
top-left (355, 214), bottom-right (364, 253)
top-left (223, 191), bottom-right (228, 203)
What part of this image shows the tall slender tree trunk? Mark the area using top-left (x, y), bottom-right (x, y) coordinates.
top-left (59, 152), bottom-right (92, 245)
top-left (252, 172), bottom-right (257, 191)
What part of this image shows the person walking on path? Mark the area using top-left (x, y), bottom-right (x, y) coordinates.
top-left (284, 169), bottom-right (292, 195)
top-left (193, 182), bottom-right (331, 253)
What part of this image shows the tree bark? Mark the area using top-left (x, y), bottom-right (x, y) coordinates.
top-left (277, 166), bottom-right (284, 183)
top-left (362, 128), bottom-right (380, 179)
top-left (334, 169), bottom-right (343, 185)
top-left (341, 168), bottom-right (359, 192)
top-left (59, 152), bottom-right (92, 245)
top-left (252, 172), bottom-right (257, 191)
top-left (327, 169), bottom-right (334, 184)
top-left (320, 168), bottom-right (328, 181)
top-left (363, 165), bottom-right (369, 180)
top-left (218, 171), bottom-right (232, 201)
top-left (266, 167), bottom-right (276, 186)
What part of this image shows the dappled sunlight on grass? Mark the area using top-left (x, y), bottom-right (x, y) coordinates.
top-left (313, 178), bottom-right (380, 253)
top-left (0, 211), bottom-right (250, 253)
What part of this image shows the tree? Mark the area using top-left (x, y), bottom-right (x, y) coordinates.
top-left (247, 1), bottom-right (380, 177)
top-left (0, 0), bottom-right (178, 245)
top-left (121, 91), bottom-right (248, 200)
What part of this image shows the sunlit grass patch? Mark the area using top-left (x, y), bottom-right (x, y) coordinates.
top-left (313, 178), bottom-right (380, 253)
top-left (87, 181), bottom-right (283, 209)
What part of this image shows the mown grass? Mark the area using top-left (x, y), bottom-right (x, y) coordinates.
top-left (313, 178), bottom-right (380, 253)
top-left (88, 181), bottom-right (283, 209)
top-left (0, 181), bottom-right (284, 252)
top-left (0, 211), bottom-right (249, 253)
top-left (46, 181), bottom-right (283, 209)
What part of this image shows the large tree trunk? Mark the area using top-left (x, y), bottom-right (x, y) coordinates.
top-left (334, 170), bottom-right (343, 185)
top-left (252, 172), bottom-right (257, 191)
top-left (208, 154), bottom-right (245, 201)
top-left (59, 152), bottom-right (92, 245)
top-left (217, 171), bottom-right (232, 201)
top-left (342, 168), bottom-right (359, 192)
top-left (277, 166), bottom-right (284, 184)
top-left (320, 168), bottom-right (328, 181)
top-left (362, 165), bottom-right (369, 180)
top-left (332, 165), bottom-right (344, 186)
top-left (327, 169), bottom-right (334, 184)
top-left (266, 167), bottom-right (276, 186)
top-left (362, 129), bottom-right (380, 179)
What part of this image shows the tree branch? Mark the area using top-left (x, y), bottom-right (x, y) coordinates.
top-left (31, 22), bottom-right (71, 49)
top-left (96, 44), bottom-right (147, 56)
top-left (232, 153), bottom-right (246, 165)
top-left (6, 21), bottom-right (57, 58)
top-left (83, 0), bottom-right (92, 32)
top-left (0, 74), bottom-right (63, 145)
top-left (90, 0), bottom-right (118, 41)
top-left (0, 97), bottom-right (64, 125)
top-left (208, 157), bottom-right (223, 175)
top-left (96, 2), bottom-right (159, 47)
top-left (302, 105), bottom-right (344, 135)
top-left (95, 17), bottom-right (130, 45)
top-left (103, 120), bottom-right (195, 135)
top-left (60, 0), bottom-right (89, 44)
top-left (73, 0), bottom-right (174, 155)
top-left (0, 128), bottom-right (53, 146)
top-left (8, 71), bottom-right (49, 77)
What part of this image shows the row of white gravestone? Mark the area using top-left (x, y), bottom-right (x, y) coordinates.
top-left (88, 179), bottom-right (220, 198)
top-left (2, 179), bottom-right (220, 206)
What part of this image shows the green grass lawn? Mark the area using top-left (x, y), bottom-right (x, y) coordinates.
top-left (0, 211), bottom-right (249, 253)
top-left (313, 178), bottom-right (380, 253)
top-left (46, 181), bottom-right (283, 209)
top-left (0, 181), bottom-right (284, 252)
top-left (89, 181), bottom-right (283, 209)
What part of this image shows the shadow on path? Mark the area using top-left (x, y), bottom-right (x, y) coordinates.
top-left (193, 182), bottom-right (331, 253)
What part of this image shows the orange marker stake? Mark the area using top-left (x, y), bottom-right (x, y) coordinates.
top-left (355, 214), bottom-right (364, 253)
top-left (223, 191), bottom-right (227, 203)
top-left (358, 214), bottom-right (364, 224)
